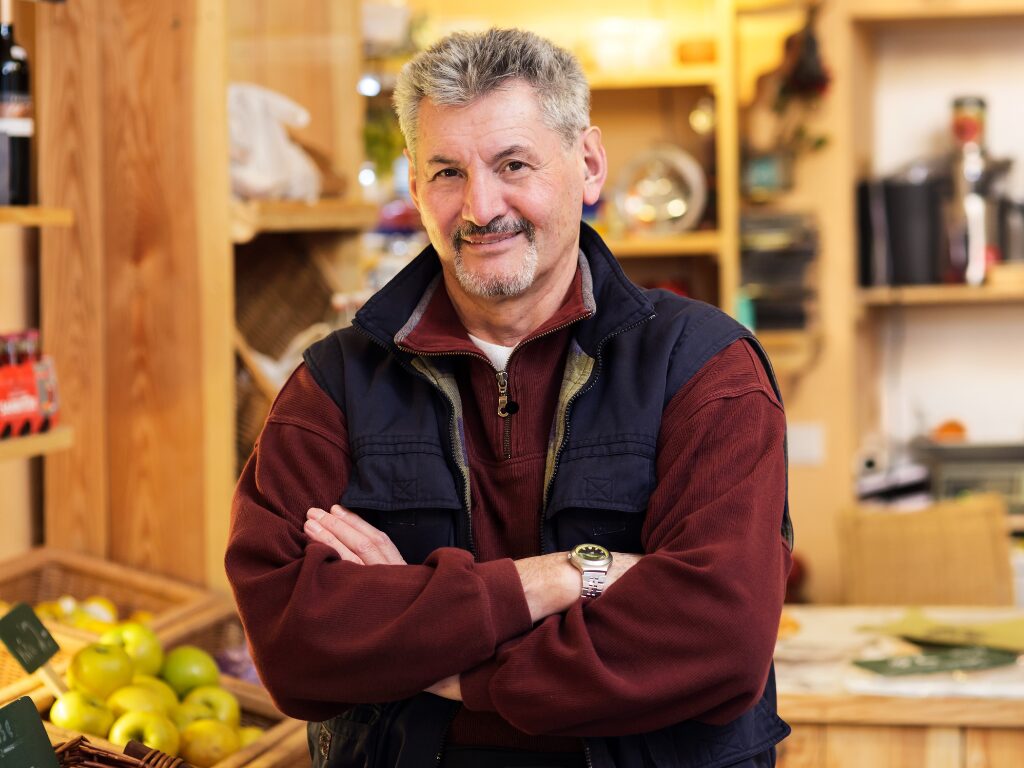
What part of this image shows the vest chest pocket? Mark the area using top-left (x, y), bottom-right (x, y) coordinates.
top-left (547, 442), bottom-right (655, 554)
top-left (341, 439), bottom-right (462, 564)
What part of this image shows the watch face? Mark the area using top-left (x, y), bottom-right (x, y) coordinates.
top-left (573, 543), bottom-right (610, 563)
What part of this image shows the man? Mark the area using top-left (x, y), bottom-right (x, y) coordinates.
top-left (226, 28), bottom-right (793, 768)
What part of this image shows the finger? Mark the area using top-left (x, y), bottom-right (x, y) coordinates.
top-left (304, 509), bottom-right (364, 564)
top-left (329, 504), bottom-right (406, 565)
top-left (310, 506), bottom-right (397, 566)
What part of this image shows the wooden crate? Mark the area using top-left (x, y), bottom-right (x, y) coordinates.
top-left (0, 548), bottom-right (217, 642)
top-left (0, 626), bottom-right (84, 706)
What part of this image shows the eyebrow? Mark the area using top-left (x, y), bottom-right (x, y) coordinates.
top-left (424, 145), bottom-right (536, 168)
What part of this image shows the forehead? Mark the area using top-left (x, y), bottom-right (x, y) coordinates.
top-left (416, 81), bottom-right (562, 160)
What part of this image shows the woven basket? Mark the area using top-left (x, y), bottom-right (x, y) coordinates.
top-left (34, 675), bottom-right (308, 768)
top-left (0, 548), bottom-right (217, 643)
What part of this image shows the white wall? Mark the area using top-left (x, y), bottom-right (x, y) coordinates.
top-left (870, 19), bottom-right (1024, 454)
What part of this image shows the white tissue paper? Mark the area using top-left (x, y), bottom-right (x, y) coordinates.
top-left (228, 82), bottom-right (321, 202)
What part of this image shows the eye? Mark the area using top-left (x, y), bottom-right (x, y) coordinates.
top-left (432, 168), bottom-right (461, 180)
top-left (504, 160), bottom-right (527, 172)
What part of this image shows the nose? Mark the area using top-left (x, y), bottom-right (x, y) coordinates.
top-left (461, 172), bottom-right (507, 226)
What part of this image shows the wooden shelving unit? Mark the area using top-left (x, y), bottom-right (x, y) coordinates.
top-left (231, 198), bottom-right (378, 244)
top-left (756, 330), bottom-right (821, 376)
top-left (0, 207), bottom-right (73, 227)
top-left (0, 426), bottom-right (73, 463)
top-left (860, 284), bottom-right (1024, 308)
top-left (849, 0), bottom-right (1024, 22)
top-left (588, 63), bottom-right (718, 91)
top-left (605, 230), bottom-right (722, 258)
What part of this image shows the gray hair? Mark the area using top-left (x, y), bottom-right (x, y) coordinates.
top-left (393, 28), bottom-right (590, 159)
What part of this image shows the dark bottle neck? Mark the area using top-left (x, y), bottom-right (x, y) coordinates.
top-left (0, 24), bottom-right (13, 42)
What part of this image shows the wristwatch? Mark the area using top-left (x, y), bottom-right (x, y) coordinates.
top-left (567, 543), bottom-right (613, 600)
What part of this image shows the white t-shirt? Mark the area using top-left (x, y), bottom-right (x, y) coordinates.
top-left (467, 333), bottom-right (515, 371)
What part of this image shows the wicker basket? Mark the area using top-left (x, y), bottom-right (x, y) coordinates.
top-left (0, 548), bottom-right (217, 643)
top-left (33, 676), bottom-right (308, 768)
top-left (0, 627), bottom-right (84, 706)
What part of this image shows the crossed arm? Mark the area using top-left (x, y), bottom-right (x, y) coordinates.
top-left (303, 503), bottom-right (642, 700)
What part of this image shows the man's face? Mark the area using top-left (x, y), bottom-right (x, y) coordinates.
top-left (408, 80), bottom-right (604, 302)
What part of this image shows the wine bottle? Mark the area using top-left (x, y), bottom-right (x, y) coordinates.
top-left (0, 0), bottom-right (32, 205)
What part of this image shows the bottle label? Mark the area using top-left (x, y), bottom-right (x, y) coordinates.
top-left (0, 116), bottom-right (33, 137)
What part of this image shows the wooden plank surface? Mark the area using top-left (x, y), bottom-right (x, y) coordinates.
top-left (231, 198), bottom-right (378, 243)
top-left (605, 231), bottom-right (722, 258)
top-left (860, 284), bottom-right (1024, 307)
top-left (823, 725), bottom-right (960, 768)
top-left (965, 728), bottom-right (1024, 768)
top-left (0, 207), bottom-right (73, 227)
top-left (850, 0), bottom-right (1024, 21)
top-left (777, 724), bottom-right (826, 768)
top-left (37, 0), bottom-right (111, 559)
top-left (0, 427), bottom-right (73, 462)
top-left (780, 693), bottom-right (1024, 729)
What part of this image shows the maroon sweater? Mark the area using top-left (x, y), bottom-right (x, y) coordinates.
top-left (225, 273), bottom-right (790, 752)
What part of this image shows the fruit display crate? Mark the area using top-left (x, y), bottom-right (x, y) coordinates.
top-left (157, 600), bottom-right (310, 767)
top-left (32, 674), bottom-right (309, 768)
top-left (0, 626), bottom-right (84, 706)
top-left (0, 547), bottom-right (218, 643)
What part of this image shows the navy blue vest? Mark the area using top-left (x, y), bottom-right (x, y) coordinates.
top-left (303, 223), bottom-right (792, 768)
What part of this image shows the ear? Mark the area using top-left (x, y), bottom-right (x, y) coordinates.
top-left (405, 148), bottom-right (421, 211)
top-left (579, 126), bottom-right (607, 206)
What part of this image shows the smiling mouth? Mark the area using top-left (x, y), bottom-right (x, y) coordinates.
top-left (461, 231), bottom-right (521, 246)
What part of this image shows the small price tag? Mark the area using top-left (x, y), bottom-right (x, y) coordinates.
top-left (0, 603), bottom-right (60, 674)
top-left (0, 696), bottom-right (60, 768)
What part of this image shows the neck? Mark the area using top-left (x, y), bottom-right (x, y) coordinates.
top-left (444, 251), bottom-right (578, 347)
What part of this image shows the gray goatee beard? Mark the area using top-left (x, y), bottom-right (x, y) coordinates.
top-left (452, 217), bottom-right (538, 298)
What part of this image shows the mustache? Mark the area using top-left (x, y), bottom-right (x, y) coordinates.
top-left (452, 217), bottom-right (535, 251)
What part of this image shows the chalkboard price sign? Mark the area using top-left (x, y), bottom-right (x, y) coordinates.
top-left (0, 696), bottom-right (60, 768)
top-left (0, 602), bottom-right (60, 674)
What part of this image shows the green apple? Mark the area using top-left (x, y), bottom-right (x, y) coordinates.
top-left (237, 725), bottom-right (264, 747)
top-left (100, 621), bottom-right (164, 676)
top-left (183, 685), bottom-right (240, 728)
top-left (132, 674), bottom-right (179, 711)
top-left (49, 690), bottom-right (114, 737)
top-left (67, 643), bottom-right (135, 700)
top-left (108, 711), bottom-right (180, 756)
top-left (169, 701), bottom-right (215, 731)
top-left (160, 645), bottom-right (219, 697)
top-left (106, 684), bottom-right (169, 718)
top-left (179, 720), bottom-right (239, 768)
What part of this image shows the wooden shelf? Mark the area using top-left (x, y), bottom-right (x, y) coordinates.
top-left (231, 198), bottom-right (378, 244)
top-left (0, 206), bottom-right (74, 227)
top-left (587, 64), bottom-right (718, 91)
top-left (860, 284), bottom-right (1024, 307)
top-left (850, 0), bottom-right (1024, 21)
top-left (0, 426), bottom-right (73, 462)
top-left (605, 231), bottom-right (722, 258)
top-left (756, 330), bottom-right (821, 375)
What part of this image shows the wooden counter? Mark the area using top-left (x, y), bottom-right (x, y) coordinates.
top-left (776, 606), bottom-right (1024, 767)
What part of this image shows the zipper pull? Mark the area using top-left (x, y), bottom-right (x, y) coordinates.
top-left (496, 370), bottom-right (509, 417)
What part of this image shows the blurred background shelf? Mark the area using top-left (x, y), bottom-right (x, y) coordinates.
top-left (232, 198), bottom-right (379, 243)
top-left (605, 230), bottom-right (722, 258)
top-left (860, 284), bottom-right (1024, 307)
top-left (0, 207), bottom-right (73, 227)
top-left (587, 64), bottom-right (719, 90)
top-left (0, 426), bottom-right (73, 462)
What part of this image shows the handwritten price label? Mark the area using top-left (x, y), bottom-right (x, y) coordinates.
top-left (0, 602), bottom-right (60, 674)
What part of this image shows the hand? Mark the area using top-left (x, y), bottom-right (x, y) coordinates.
top-left (304, 505), bottom-right (406, 565)
top-left (424, 674), bottom-right (462, 701)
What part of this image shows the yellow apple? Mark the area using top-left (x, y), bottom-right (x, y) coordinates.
top-left (237, 725), bottom-right (264, 747)
top-left (108, 711), bottom-right (180, 756)
top-left (132, 674), bottom-right (179, 711)
top-left (49, 690), bottom-right (114, 738)
top-left (183, 686), bottom-right (240, 728)
top-left (106, 684), bottom-right (169, 718)
top-left (169, 701), bottom-right (215, 731)
top-left (160, 645), bottom-right (220, 697)
top-left (179, 720), bottom-right (239, 768)
top-left (101, 621), bottom-right (163, 676)
top-left (67, 643), bottom-right (135, 700)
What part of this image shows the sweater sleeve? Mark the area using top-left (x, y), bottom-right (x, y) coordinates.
top-left (458, 339), bottom-right (791, 737)
top-left (225, 363), bottom-right (533, 722)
